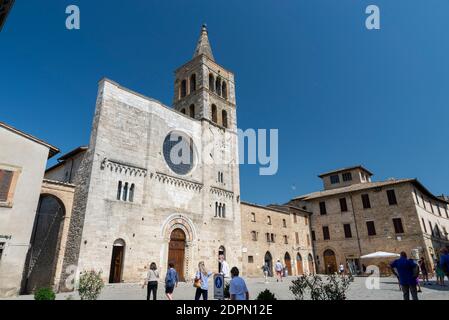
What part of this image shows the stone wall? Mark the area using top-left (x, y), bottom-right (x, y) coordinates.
top-left (240, 202), bottom-right (314, 277)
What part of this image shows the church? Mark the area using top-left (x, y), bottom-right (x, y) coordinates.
top-left (0, 25), bottom-right (314, 297)
top-left (52, 25), bottom-right (243, 288)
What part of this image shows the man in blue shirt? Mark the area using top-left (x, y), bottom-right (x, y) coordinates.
top-left (229, 267), bottom-right (249, 300)
top-left (390, 252), bottom-right (419, 300)
top-left (440, 247), bottom-right (449, 278)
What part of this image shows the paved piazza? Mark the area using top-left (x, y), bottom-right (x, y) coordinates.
top-left (3, 276), bottom-right (448, 300)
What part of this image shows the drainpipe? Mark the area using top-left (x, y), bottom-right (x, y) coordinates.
top-left (349, 194), bottom-right (363, 271)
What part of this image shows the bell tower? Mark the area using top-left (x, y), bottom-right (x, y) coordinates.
top-left (173, 25), bottom-right (236, 130)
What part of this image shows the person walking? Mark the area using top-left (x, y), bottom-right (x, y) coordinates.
top-left (418, 258), bottom-right (430, 285)
top-left (194, 261), bottom-right (213, 300)
top-left (142, 262), bottom-right (159, 300)
top-left (435, 259), bottom-right (445, 286)
top-left (440, 248), bottom-right (449, 281)
top-left (339, 263), bottom-right (345, 275)
top-left (275, 260), bottom-right (283, 282)
top-left (390, 252), bottom-right (419, 300)
top-left (229, 267), bottom-right (249, 300)
top-left (165, 263), bottom-right (178, 300)
top-left (262, 263), bottom-right (269, 283)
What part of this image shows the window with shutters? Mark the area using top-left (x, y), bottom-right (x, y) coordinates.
top-left (421, 218), bottom-right (427, 233)
top-left (0, 168), bottom-right (19, 207)
top-left (343, 224), bottom-right (352, 238)
top-left (342, 172), bottom-right (352, 181)
top-left (339, 198), bottom-right (348, 212)
top-left (322, 226), bottom-right (330, 240)
top-left (392, 218), bottom-right (404, 234)
top-left (361, 194), bottom-right (371, 209)
top-left (387, 189), bottom-right (397, 205)
top-left (330, 175), bottom-right (340, 184)
top-left (366, 221), bottom-right (376, 236)
top-left (319, 201), bottom-right (327, 215)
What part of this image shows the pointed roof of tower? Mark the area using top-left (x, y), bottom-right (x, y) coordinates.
top-left (193, 24), bottom-right (215, 61)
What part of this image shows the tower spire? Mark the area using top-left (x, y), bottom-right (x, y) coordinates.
top-left (193, 24), bottom-right (215, 61)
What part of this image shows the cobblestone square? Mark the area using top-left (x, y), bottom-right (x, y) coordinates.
top-left (4, 276), bottom-right (449, 300)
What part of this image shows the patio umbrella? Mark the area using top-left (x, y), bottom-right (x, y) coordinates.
top-left (360, 251), bottom-right (400, 259)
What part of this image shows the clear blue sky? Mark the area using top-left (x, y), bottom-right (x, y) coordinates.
top-left (1, 0), bottom-right (448, 205)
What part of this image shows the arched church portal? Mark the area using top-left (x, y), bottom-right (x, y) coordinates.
top-left (168, 229), bottom-right (186, 281)
top-left (264, 251), bottom-right (273, 277)
top-left (109, 239), bottom-right (125, 283)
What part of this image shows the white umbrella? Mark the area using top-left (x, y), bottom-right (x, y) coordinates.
top-left (360, 251), bottom-right (400, 259)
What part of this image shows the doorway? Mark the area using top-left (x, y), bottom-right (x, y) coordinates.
top-left (168, 228), bottom-right (186, 281)
top-left (323, 249), bottom-right (337, 274)
top-left (109, 239), bottom-right (125, 283)
top-left (218, 245), bottom-right (226, 273)
top-left (296, 253), bottom-right (304, 275)
top-left (308, 254), bottom-right (315, 274)
top-left (264, 251), bottom-right (273, 277)
top-left (284, 252), bottom-right (292, 276)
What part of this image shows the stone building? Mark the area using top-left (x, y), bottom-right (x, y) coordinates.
top-left (51, 25), bottom-right (243, 290)
top-left (0, 121), bottom-right (59, 297)
top-left (289, 166), bottom-right (449, 274)
top-left (241, 202), bottom-right (314, 277)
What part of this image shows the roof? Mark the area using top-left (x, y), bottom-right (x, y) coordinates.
top-left (241, 201), bottom-right (311, 215)
top-left (318, 165), bottom-right (373, 178)
top-left (0, 121), bottom-right (59, 159)
top-left (58, 146), bottom-right (88, 161)
top-left (46, 145), bottom-right (88, 172)
top-left (193, 24), bottom-right (215, 61)
top-left (293, 178), bottom-right (449, 205)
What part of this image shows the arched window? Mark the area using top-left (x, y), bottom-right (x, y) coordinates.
top-left (190, 74), bottom-right (196, 93)
top-left (209, 74), bottom-right (215, 92)
top-left (220, 172), bottom-right (224, 183)
top-left (222, 110), bottom-right (228, 128)
top-left (129, 184), bottom-right (135, 202)
top-left (251, 231), bottom-right (257, 241)
top-left (215, 202), bottom-right (218, 217)
top-left (189, 104), bottom-right (195, 118)
top-left (181, 108), bottom-right (186, 114)
top-left (123, 182), bottom-right (128, 201)
top-left (211, 104), bottom-right (217, 123)
top-left (251, 212), bottom-right (256, 222)
top-left (180, 79), bottom-right (187, 98)
top-left (117, 181), bottom-right (122, 200)
top-left (215, 78), bottom-right (221, 96)
top-left (222, 204), bottom-right (226, 218)
top-left (222, 82), bottom-right (227, 99)
top-left (267, 215), bottom-right (272, 225)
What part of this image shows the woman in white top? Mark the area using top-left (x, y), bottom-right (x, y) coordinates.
top-left (142, 262), bottom-right (159, 300)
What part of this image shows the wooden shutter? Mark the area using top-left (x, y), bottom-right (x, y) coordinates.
top-left (0, 170), bottom-right (14, 202)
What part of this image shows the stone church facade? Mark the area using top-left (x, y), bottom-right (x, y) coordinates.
top-left (52, 26), bottom-right (243, 288)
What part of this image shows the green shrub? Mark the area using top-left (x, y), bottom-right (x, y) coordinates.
top-left (256, 289), bottom-right (277, 300)
top-left (34, 287), bottom-right (56, 300)
top-left (78, 270), bottom-right (104, 300)
top-left (290, 274), bottom-right (353, 300)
